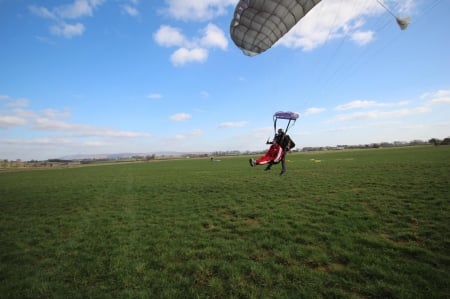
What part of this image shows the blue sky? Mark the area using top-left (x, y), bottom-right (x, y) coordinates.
top-left (1, 0), bottom-right (449, 160)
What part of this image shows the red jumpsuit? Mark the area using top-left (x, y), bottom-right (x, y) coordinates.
top-left (256, 143), bottom-right (284, 165)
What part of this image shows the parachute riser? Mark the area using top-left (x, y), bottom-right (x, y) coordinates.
top-left (273, 117), bottom-right (297, 135)
top-left (271, 111), bottom-right (299, 141)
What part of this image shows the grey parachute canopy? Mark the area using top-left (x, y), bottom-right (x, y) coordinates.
top-left (230, 0), bottom-right (321, 56)
top-left (273, 111), bottom-right (299, 134)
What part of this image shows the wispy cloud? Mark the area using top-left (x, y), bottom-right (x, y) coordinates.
top-left (0, 116), bottom-right (27, 128)
top-left (148, 93), bottom-right (162, 99)
top-left (162, 0), bottom-right (235, 21)
top-left (331, 106), bottom-right (430, 122)
top-left (170, 113), bottom-right (191, 121)
top-left (304, 107), bottom-right (325, 115)
top-left (5, 98), bottom-right (29, 108)
top-left (218, 121), bottom-right (248, 128)
top-left (335, 100), bottom-right (408, 111)
top-left (122, 4), bottom-right (139, 17)
top-left (50, 22), bottom-right (85, 38)
top-left (422, 89), bottom-right (450, 104)
top-left (29, 0), bottom-right (105, 38)
top-left (0, 95), bottom-right (151, 138)
top-left (189, 129), bottom-right (203, 136)
top-left (31, 118), bottom-right (150, 138)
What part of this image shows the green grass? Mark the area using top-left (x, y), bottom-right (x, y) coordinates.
top-left (1, 146), bottom-right (449, 298)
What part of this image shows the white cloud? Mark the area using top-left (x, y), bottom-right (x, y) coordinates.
top-left (0, 116), bottom-right (27, 128)
top-left (29, 0), bottom-right (105, 38)
top-left (31, 117), bottom-right (150, 138)
top-left (200, 23), bottom-right (228, 50)
top-left (423, 89), bottom-right (450, 104)
top-left (171, 48), bottom-right (208, 66)
top-left (351, 30), bottom-right (375, 46)
top-left (218, 121), bottom-right (248, 128)
top-left (396, 0), bottom-right (415, 15)
top-left (30, 0), bottom-right (105, 20)
top-left (336, 100), bottom-right (378, 110)
top-left (332, 106), bottom-right (431, 122)
top-left (189, 129), bottom-right (203, 136)
top-left (0, 97), bottom-right (150, 139)
top-left (29, 6), bottom-right (57, 19)
top-left (148, 93), bottom-right (162, 99)
top-left (163, 0), bottom-right (235, 21)
top-left (155, 23), bottom-right (227, 66)
top-left (0, 95), bottom-right (154, 160)
top-left (154, 25), bottom-right (187, 47)
top-left (55, 0), bottom-right (100, 19)
top-left (170, 113), bottom-right (191, 121)
top-left (5, 98), bottom-right (29, 108)
top-left (304, 107), bottom-right (325, 115)
top-left (81, 129), bottom-right (150, 138)
top-left (41, 108), bottom-right (71, 119)
top-left (278, 0), bottom-right (384, 51)
top-left (122, 5), bottom-right (139, 16)
top-left (171, 134), bottom-right (186, 141)
top-left (335, 100), bottom-right (409, 111)
top-left (33, 118), bottom-right (74, 131)
top-left (50, 22), bottom-right (85, 38)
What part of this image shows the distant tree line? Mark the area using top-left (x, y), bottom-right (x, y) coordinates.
top-left (429, 138), bottom-right (450, 146)
top-left (301, 138), bottom-right (449, 152)
top-left (1, 137), bottom-right (448, 167)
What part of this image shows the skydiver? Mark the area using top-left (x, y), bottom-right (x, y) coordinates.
top-left (249, 128), bottom-right (295, 175)
top-left (264, 128), bottom-right (295, 175)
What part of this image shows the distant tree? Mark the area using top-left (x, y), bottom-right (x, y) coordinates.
top-left (441, 138), bottom-right (450, 145)
top-left (409, 139), bottom-right (427, 146)
top-left (429, 138), bottom-right (441, 146)
top-left (1, 159), bottom-right (8, 168)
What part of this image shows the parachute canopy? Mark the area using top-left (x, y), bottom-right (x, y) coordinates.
top-left (274, 111), bottom-right (299, 120)
top-left (230, 0), bottom-right (321, 56)
top-left (273, 111), bottom-right (299, 134)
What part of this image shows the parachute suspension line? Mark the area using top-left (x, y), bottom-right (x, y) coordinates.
top-left (376, 0), bottom-right (395, 18)
top-left (273, 116), bottom-right (277, 135)
top-left (285, 120), bottom-right (292, 134)
top-left (407, 0), bottom-right (443, 28)
top-left (312, 0), bottom-right (345, 92)
top-left (314, 0), bottom-right (369, 103)
top-left (318, 0), bottom-right (410, 97)
top-left (375, 0), bottom-right (410, 30)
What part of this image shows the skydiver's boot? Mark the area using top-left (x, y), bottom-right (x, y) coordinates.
top-left (249, 159), bottom-right (256, 167)
top-left (264, 162), bottom-right (272, 171)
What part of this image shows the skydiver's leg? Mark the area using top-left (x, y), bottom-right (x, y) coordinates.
top-left (264, 161), bottom-right (272, 171)
top-left (280, 155), bottom-right (286, 175)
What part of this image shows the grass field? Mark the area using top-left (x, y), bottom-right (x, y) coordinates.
top-left (1, 146), bottom-right (449, 298)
